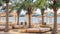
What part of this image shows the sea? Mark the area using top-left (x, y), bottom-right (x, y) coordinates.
top-left (0, 17), bottom-right (60, 24)
top-left (0, 14), bottom-right (60, 24)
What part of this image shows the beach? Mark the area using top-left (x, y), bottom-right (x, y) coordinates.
top-left (0, 21), bottom-right (60, 34)
top-left (0, 28), bottom-right (59, 34)
top-left (0, 16), bottom-right (60, 34)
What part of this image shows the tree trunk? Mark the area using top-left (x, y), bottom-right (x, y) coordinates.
top-left (4, 1), bottom-right (9, 32)
top-left (17, 13), bottom-right (20, 25)
top-left (41, 10), bottom-right (44, 25)
top-left (42, 13), bottom-right (44, 25)
top-left (27, 6), bottom-right (32, 28)
top-left (51, 7), bottom-right (57, 34)
top-left (28, 14), bottom-right (31, 28)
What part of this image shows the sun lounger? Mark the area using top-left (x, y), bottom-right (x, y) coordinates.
top-left (12, 24), bottom-right (26, 29)
top-left (26, 28), bottom-right (40, 33)
top-left (12, 25), bottom-right (26, 29)
top-left (19, 27), bottom-right (51, 33)
top-left (12, 25), bottom-right (20, 29)
top-left (39, 24), bottom-right (52, 30)
top-left (0, 26), bottom-right (12, 31)
top-left (26, 28), bottom-right (50, 33)
top-left (18, 29), bottom-right (27, 33)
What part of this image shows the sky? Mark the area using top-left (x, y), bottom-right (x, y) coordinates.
top-left (20, 8), bottom-right (60, 15)
top-left (12, 0), bottom-right (60, 14)
top-left (0, 6), bottom-right (60, 15)
top-left (0, 0), bottom-right (60, 14)
top-left (20, 9), bottom-right (27, 15)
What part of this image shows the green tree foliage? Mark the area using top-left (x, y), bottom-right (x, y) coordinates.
top-left (47, 0), bottom-right (60, 8)
top-left (0, 0), bottom-right (2, 6)
top-left (35, 0), bottom-right (46, 9)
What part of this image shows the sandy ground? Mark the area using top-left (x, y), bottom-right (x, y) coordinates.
top-left (0, 21), bottom-right (60, 34)
top-left (0, 27), bottom-right (60, 34)
top-left (0, 30), bottom-right (51, 34)
top-left (0, 31), bottom-right (60, 34)
top-left (0, 28), bottom-right (60, 34)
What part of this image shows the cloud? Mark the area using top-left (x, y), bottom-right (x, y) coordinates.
top-left (20, 9), bottom-right (26, 15)
top-left (57, 9), bottom-right (60, 14)
top-left (35, 8), bottom-right (41, 14)
top-left (33, 0), bottom-right (36, 2)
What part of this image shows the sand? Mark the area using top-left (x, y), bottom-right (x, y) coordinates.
top-left (0, 21), bottom-right (60, 34)
top-left (0, 30), bottom-right (60, 34)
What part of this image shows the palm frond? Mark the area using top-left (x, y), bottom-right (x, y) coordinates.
top-left (35, 0), bottom-right (46, 9)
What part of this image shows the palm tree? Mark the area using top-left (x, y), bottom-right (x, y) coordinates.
top-left (8, 0), bottom-right (46, 28)
top-left (0, 0), bottom-right (9, 32)
top-left (26, 6), bottom-right (33, 28)
top-left (3, 0), bottom-right (26, 26)
top-left (8, 0), bottom-right (34, 27)
top-left (23, 0), bottom-right (35, 28)
top-left (47, 0), bottom-right (60, 34)
top-left (23, 0), bottom-right (47, 27)
top-left (51, 6), bottom-right (57, 34)
top-left (41, 8), bottom-right (45, 25)
top-left (0, 0), bottom-right (2, 6)
top-left (8, 0), bottom-right (24, 25)
top-left (4, 0), bottom-right (9, 32)
top-left (17, 3), bottom-right (25, 25)
top-left (17, 0), bottom-right (36, 28)
top-left (35, 0), bottom-right (46, 25)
